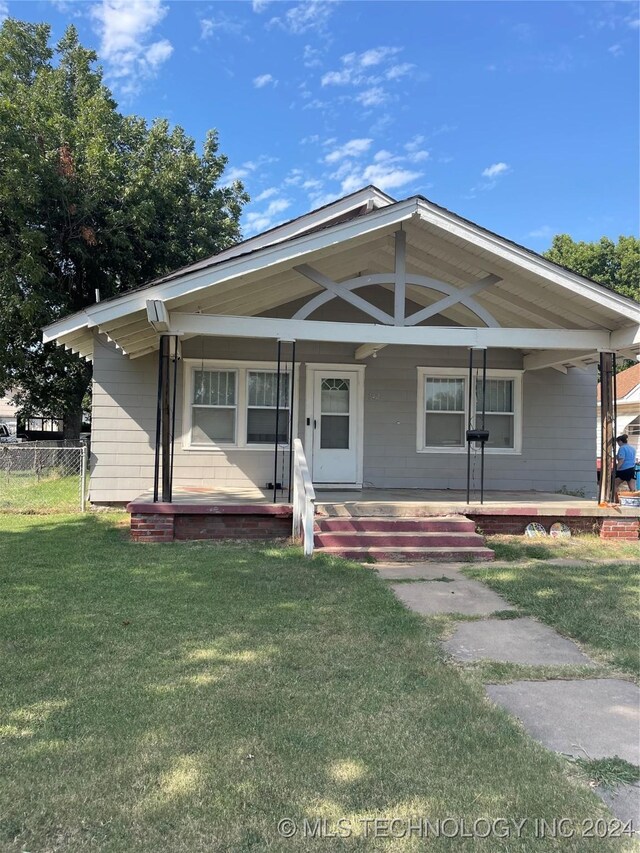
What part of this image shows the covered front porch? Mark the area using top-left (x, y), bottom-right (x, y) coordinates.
top-left (127, 484), bottom-right (640, 546)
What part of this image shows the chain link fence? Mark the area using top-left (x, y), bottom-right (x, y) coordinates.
top-left (0, 442), bottom-right (88, 513)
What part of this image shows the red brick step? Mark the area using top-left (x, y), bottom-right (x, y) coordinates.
top-left (313, 514), bottom-right (494, 562)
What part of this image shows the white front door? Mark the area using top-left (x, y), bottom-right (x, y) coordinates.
top-left (308, 367), bottom-right (363, 484)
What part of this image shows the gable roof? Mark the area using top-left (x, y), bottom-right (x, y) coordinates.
top-left (43, 185), bottom-right (640, 362)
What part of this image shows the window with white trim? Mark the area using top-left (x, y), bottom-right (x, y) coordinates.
top-left (185, 361), bottom-right (295, 449)
top-left (192, 369), bottom-right (237, 444)
top-left (247, 371), bottom-right (290, 444)
top-left (417, 368), bottom-right (522, 454)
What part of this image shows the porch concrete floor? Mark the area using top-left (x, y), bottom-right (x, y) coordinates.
top-left (131, 486), bottom-right (640, 517)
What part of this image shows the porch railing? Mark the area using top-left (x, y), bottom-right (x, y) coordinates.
top-left (292, 438), bottom-right (316, 557)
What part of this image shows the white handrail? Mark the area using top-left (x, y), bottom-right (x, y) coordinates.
top-left (292, 438), bottom-right (316, 557)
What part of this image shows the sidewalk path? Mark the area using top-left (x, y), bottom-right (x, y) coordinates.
top-left (378, 561), bottom-right (640, 829)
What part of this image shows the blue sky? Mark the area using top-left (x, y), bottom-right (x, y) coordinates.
top-left (4, 0), bottom-right (639, 245)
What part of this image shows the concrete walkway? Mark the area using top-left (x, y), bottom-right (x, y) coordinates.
top-left (443, 617), bottom-right (594, 666)
top-left (380, 561), bottom-right (640, 829)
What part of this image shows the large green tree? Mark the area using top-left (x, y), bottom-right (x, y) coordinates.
top-left (0, 20), bottom-right (248, 435)
top-left (543, 234), bottom-right (639, 303)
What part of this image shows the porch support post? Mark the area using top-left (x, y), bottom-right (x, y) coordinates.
top-left (598, 351), bottom-right (616, 505)
top-left (287, 340), bottom-right (296, 503)
top-left (479, 348), bottom-right (487, 505)
top-left (394, 228), bottom-right (406, 325)
top-left (466, 348), bottom-right (473, 504)
top-left (161, 335), bottom-right (172, 502)
top-left (154, 334), bottom-right (175, 503)
top-left (273, 340), bottom-right (282, 504)
top-left (153, 336), bottom-right (165, 502)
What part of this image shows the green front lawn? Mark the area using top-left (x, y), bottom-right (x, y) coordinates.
top-left (0, 472), bottom-right (83, 513)
top-left (466, 552), bottom-right (640, 678)
top-left (0, 514), bottom-right (631, 851)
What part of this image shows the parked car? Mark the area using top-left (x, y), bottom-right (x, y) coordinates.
top-left (0, 423), bottom-right (18, 443)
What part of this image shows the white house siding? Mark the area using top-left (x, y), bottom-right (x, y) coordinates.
top-left (90, 332), bottom-right (597, 503)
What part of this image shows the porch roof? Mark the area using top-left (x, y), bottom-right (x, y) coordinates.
top-left (43, 186), bottom-right (640, 367)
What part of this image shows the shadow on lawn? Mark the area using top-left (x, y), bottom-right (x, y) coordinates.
top-left (0, 515), bottom-right (621, 851)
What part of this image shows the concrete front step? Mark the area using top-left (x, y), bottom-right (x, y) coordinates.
top-left (318, 545), bottom-right (495, 562)
top-left (315, 516), bottom-right (476, 533)
top-left (317, 503), bottom-right (471, 518)
top-left (315, 531), bottom-right (486, 548)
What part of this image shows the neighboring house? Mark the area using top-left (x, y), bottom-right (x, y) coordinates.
top-left (43, 186), bottom-right (640, 508)
top-left (0, 391), bottom-right (18, 436)
top-left (597, 362), bottom-right (640, 464)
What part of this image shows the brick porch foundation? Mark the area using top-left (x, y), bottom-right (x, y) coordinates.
top-left (471, 514), bottom-right (639, 540)
top-left (128, 502), bottom-right (293, 543)
top-left (127, 499), bottom-right (639, 544)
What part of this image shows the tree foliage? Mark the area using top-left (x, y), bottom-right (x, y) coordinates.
top-left (543, 234), bottom-right (640, 303)
top-left (0, 19), bottom-right (248, 434)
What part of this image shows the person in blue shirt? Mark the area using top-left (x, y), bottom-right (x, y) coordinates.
top-left (615, 434), bottom-right (637, 499)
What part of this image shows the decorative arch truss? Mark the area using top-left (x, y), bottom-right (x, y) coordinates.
top-left (292, 229), bottom-right (502, 329)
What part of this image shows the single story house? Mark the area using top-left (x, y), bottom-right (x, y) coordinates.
top-left (43, 186), bottom-right (640, 550)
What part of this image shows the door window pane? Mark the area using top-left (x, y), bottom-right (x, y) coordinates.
top-left (425, 412), bottom-right (465, 447)
top-left (192, 408), bottom-right (235, 443)
top-left (321, 415), bottom-right (350, 449)
top-left (321, 378), bottom-right (350, 413)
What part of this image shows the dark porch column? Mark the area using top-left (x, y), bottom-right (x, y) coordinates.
top-left (153, 335), bottom-right (178, 503)
top-left (598, 351), bottom-right (616, 505)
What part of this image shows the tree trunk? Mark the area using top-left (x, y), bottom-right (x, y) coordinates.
top-left (62, 407), bottom-right (83, 439)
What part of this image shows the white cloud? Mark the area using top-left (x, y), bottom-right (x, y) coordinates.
top-left (356, 87), bottom-right (387, 107)
top-left (386, 62), bottom-right (414, 80)
top-left (269, 1), bottom-right (335, 35)
top-left (481, 162), bottom-right (510, 178)
top-left (145, 39), bottom-right (172, 69)
top-left (90, 0), bottom-right (173, 94)
top-left (0, 1), bottom-right (8, 21)
top-left (321, 68), bottom-right (351, 86)
top-left (373, 149), bottom-right (400, 163)
top-left (408, 149), bottom-right (430, 163)
top-left (341, 163), bottom-right (422, 195)
top-left (303, 44), bottom-right (323, 68)
top-left (528, 225), bottom-right (555, 239)
top-left (284, 168), bottom-right (305, 186)
top-left (252, 0), bottom-right (272, 11)
top-left (253, 73), bottom-right (277, 88)
top-left (224, 166), bottom-right (251, 184)
top-left (254, 187), bottom-right (278, 202)
top-left (324, 138), bottom-right (373, 164)
top-left (321, 45), bottom-right (410, 89)
top-left (222, 154), bottom-right (278, 187)
top-left (201, 14), bottom-right (246, 39)
top-left (404, 135), bottom-right (425, 152)
top-left (359, 46), bottom-right (402, 67)
top-left (245, 197), bottom-right (292, 234)
top-left (608, 43), bottom-right (623, 57)
top-left (628, 18), bottom-right (640, 28)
